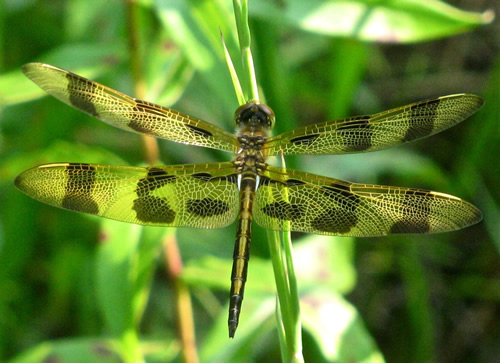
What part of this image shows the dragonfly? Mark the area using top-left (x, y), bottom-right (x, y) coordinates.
top-left (16, 62), bottom-right (483, 338)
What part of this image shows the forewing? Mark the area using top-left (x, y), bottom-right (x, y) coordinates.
top-left (254, 166), bottom-right (482, 236)
top-left (22, 63), bottom-right (239, 152)
top-left (264, 94), bottom-right (483, 155)
top-left (15, 162), bottom-right (239, 228)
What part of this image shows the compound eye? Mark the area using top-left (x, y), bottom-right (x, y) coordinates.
top-left (258, 104), bottom-right (275, 128)
top-left (235, 101), bottom-right (275, 129)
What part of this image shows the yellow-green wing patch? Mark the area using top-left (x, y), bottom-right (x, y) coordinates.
top-left (254, 166), bottom-right (482, 236)
top-left (22, 63), bottom-right (239, 152)
top-left (264, 94), bottom-right (483, 155)
top-left (15, 162), bottom-right (239, 228)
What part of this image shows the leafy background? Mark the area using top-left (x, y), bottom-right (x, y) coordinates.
top-left (0, 0), bottom-right (499, 362)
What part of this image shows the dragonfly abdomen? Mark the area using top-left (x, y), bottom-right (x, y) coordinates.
top-left (228, 171), bottom-right (257, 338)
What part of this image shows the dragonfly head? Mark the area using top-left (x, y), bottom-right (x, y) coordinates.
top-left (235, 101), bottom-right (275, 133)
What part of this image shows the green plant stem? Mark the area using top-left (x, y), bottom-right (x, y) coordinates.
top-left (221, 30), bottom-right (245, 105)
top-left (231, 0), bottom-right (303, 358)
top-left (233, 0), bottom-right (259, 101)
top-left (121, 328), bottom-right (144, 363)
top-left (283, 231), bottom-right (302, 355)
top-left (399, 241), bottom-right (435, 362)
top-left (267, 230), bottom-right (304, 363)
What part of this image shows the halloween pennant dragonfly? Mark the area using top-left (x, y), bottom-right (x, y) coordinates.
top-left (16, 62), bottom-right (483, 338)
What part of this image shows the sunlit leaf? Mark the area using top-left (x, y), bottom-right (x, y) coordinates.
top-left (302, 289), bottom-right (384, 363)
top-left (9, 338), bottom-right (178, 363)
top-left (250, 0), bottom-right (494, 43)
top-left (9, 339), bottom-right (121, 363)
top-left (0, 43), bottom-right (125, 106)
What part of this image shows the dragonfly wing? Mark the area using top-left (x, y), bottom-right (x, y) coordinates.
top-left (22, 63), bottom-right (239, 152)
top-left (254, 166), bottom-right (481, 236)
top-left (264, 94), bottom-right (483, 155)
top-left (15, 162), bottom-right (240, 228)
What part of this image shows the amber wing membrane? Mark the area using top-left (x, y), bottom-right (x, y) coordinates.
top-left (264, 94), bottom-right (483, 155)
top-left (22, 63), bottom-right (239, 152)
top-left (15, 162), bottom-right (240, 228)
top-left (254, 166), bottom-right (482, 236)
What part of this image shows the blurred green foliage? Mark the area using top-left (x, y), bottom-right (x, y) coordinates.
top-left (0, 0), bottom-right (498, 362)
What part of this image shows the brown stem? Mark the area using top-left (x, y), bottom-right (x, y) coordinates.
top-left (125, 0), bottom-right (159, 165)
top-left (163, 233), bottom-right (199, 363)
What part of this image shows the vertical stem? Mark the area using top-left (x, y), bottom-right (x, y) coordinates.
top-left (126, 0), bottom-right (197, 359)
top-left (118, 2), bottom-right (149, 361)
top-left (267, 230), bottom-right (304, 363)
top-left (0, 0), bottom-right (4, 70)
top-left (121, 328), bottom-right (144, 363)
top-left (282, 230), bottom-right (303, 362)
top-left (233, 0), bottom-right (259, 101)
top-left (399, 240), bottom-right (435, 362)
top-left (126, 0), bottom-right (159, 165)
top-left (221, 30), bottom-right (246, 105)
top-left (231, 0), bottom-right (303, 359)
top-left (163, 232), bottom-right (199, 363)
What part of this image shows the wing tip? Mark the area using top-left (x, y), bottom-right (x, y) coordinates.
top-left (22, 62), bottom-right (46, 74)
top-left (446, 93), bottom-right (485, 109)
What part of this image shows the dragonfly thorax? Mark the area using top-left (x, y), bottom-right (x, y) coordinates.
top-left (235, 101), bottom-right (275, 136)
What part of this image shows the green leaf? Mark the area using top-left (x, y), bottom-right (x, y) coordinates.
top-left (200, 297), bottom-right (276, 362)
top-left (9, 337), bottom-right (179, 363)
top-left (9, 338), bottom-right (122, 363)
top-left (250, 0), bottom-right (494, 43)
top-left (327, 39), bottom-right (368, 120)
top-left (301, 289), bottom-right (384, 363)
top-left (454, 54), bottom-right (500, 252)
top-left (294, 235), bottom-right (356, 294)
top-left (183, 254), bottom-right (277, 361)
top-left (95, 221), bottom-right (165, 360)
top-left (154, 0), bottom-right (239, 109)
top-left (96, 221), bottom-right (143, 336)
top-left (183, 253), bottom-right (274, 293)
top-left (302, 148), bottom-right (456, 192)
top-left (0, 43), bottom-right (125, 107)
top-left (146, 50), bottom-right (195, 107)
top-left (221, 31), bottom-right (245, 105)
top-left (5, 141), bottom-right (127, 180)
top-left (188, 236), bottom-right (360, 360)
